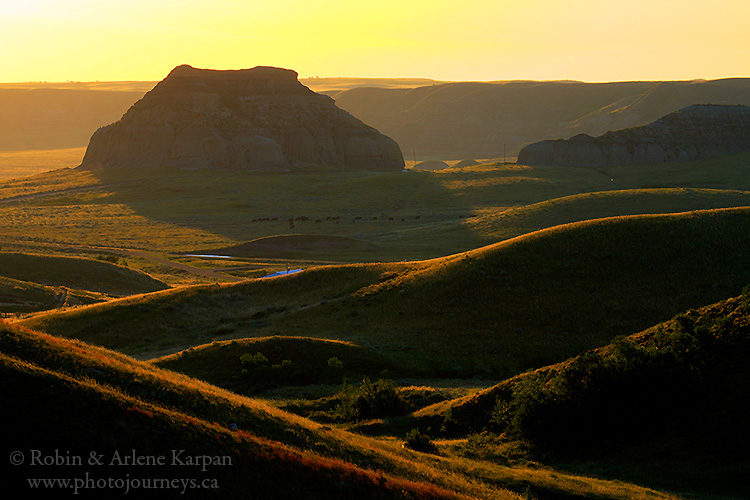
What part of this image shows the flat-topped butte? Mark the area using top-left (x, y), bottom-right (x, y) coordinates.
top-left (80, 65), bottom-right (404, 171)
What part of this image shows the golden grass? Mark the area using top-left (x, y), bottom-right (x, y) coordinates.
top-left (0, 148), bottom-right (86, 181)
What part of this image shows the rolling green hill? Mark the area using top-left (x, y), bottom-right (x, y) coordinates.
top-left (392, 185), bottom-right (750, 254)
top-left (0, 252), bottom-right (167, 297)
top-left (0, 275), bottom-right (106, 313)
top-left (151, 336), bottom-right (403, 393)
top-left (21, 208), bottom-right (750, 377)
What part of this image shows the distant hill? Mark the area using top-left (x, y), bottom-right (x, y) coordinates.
top-left (0, 88), bottom-right (142, 150)
top-left (3, 78), bottom-right (750, 158)
top-left (331, 78), bottom-right (750, 157)
top-left (518, 104), bottom-right (750, 166)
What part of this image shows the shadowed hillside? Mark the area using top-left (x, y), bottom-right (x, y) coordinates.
top-left (151, 336), bottom-right (403, 393)
top-left (0, 252), bottom-right (167, 297)
top-left (411, 292), bottom-right (750, 497)
top-left (1, 320), bottom-right (672, 499)
top-left (21, 208), bottom-right (750, 376)
top-left (0, 276), bottom-right (107, 313)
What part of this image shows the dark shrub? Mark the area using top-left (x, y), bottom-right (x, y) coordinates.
top-left (404, 429), bottom-right (437, 453)
top-left (335, 378), bottom-right (407, 421)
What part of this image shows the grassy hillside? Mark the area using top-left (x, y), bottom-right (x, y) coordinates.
top-left (0, 252), bottom-right (167, 297)
top-left (22, 208), bottom-right (750, 376)
top-left (0, 275), bottom-right (106, 313)
top-left (268, 207), bottom-right (750, 374)
top-left (411, 292), bottom-right (750, 497)
top-left (202, 234), bottom-right (381, 260)
top-left (394, 185), bottom-right (750, 253)
top-left (19, 263), bottom-right (400, 357)
top-left (1, 321), bottom-right (672, 499)
top-left (151, 336), bottom-right (404, 393)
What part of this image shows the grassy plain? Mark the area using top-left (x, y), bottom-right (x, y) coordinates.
top-left (0, 153), bottom-right (748, 271)
top-left (0, 147), bottom-right (85, 181)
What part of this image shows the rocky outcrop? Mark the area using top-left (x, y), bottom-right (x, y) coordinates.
top-left (80, 65), bottom-right (404, 171)
top-left (517, 105), bottom-right (750, 167)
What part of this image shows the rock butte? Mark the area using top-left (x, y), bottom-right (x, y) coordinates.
top-left (517, 104), bottom-right (750, 167)
top-left (80, 65), bottom-right (404, 171)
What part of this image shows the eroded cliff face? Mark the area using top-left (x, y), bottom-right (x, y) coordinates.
top-left (517, 105), bottom-right (750, 167)
top-left (80, 65), bottom-right (404, 171)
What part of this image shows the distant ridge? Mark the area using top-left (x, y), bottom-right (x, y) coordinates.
top-left (331, 79), bottom-right (750, 157)
top-left (517, 104), bottom-right (750, 166)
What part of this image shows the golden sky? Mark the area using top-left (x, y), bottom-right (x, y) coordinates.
top-left (1, 0), bottom-right (748, 82)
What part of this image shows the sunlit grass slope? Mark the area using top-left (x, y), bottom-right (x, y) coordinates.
top-left (402, 187), bottom-right (750, 249)
top-left (270, 207), bottom-right (750, 374)
top-left (0, 252), bottom-right (167, 297)
top-left (1, 322), bottom-right (671, 498)
top-left (20, 264), bottom-right (399, 357)
top-left (22, 208), bottom-right (750, 377)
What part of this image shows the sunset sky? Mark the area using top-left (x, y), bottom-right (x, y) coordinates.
top-left (1, 0), bottom-right (748, 83)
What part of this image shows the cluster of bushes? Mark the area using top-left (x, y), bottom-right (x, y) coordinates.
top-left (238, 352), bottom-right (346, 391)
top-left (489, 296), bottom-right (750, 448)
top-left (96, 254), bottom-right (122, 265)
top-left (240, 352), bottom-right (294, 389)
top-left (335, 378), bottom-right (407, 421)
top-left (403, 429), bottom-right (437, 454)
